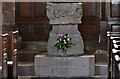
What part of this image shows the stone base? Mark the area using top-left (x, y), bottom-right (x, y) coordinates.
top-left (35, 55), bottom-right (95, 77)
top-left (95, 64), bottom-right (108, 76)
top-left (47, 25), bottom-right (84, 56)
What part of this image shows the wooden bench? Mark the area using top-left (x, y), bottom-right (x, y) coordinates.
top-left (1, 30), bottom-right (18, 79)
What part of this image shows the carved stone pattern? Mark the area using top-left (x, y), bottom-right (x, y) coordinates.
top-left (46, 3), bottom-right (82, 24)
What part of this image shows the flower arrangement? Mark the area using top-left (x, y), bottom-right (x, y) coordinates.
top-left (54, 34), bottom-right (73, 54)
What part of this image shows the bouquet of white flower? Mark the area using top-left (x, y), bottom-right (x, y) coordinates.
top-left (54, 34), bottom-right (73, 54)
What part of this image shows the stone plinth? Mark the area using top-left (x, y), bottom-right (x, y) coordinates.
top-left (47, 25), bottom-right (84, 56)
top-left (43, 2), bottom-right (86, 77)
top-left (35, 55), bottom-right (95, 77)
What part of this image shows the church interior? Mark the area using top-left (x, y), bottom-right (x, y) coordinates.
top-left (0, 0), bottom-right (120, 79)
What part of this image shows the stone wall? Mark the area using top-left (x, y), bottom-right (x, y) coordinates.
top-left (2, 2), bottom-right (15, 31)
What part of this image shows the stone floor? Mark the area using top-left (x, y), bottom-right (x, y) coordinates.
top-left (18, 76), bottom-right (108, 79)
top-left (31, 77), bottom-right (107, 79)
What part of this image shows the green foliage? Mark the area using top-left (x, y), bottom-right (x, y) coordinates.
top-left (54, 34), bottom-right (73, 54)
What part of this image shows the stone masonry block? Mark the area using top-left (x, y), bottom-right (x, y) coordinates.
top-left (35, 55), bottom-right (95, 77)
top-left (35, 67), bottom-right (40, 76)
top-left (52, 66), bottom-right (74, 77)
top-left (35, 66), bottom-right (51, 77)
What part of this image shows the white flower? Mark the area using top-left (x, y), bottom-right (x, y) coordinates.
top-left (64, 36), bottom-right (67, 38)
top-left (57, 41), bottom-right (60, 43)
top-left (64, 41), bottom-right (67, 44)
top-left (63, 39), bottom-right (66, 42)
top-left (67, 38), bottom-right (70, 41)
top-left (59, 38), bottom-right (62, 41)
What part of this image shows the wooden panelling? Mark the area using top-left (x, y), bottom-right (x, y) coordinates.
top-left (82, 2), bottom-right (97, 17)
top-left (34, 2), bottom-right (46, 18)
top-left (16, 2), bottom-right (46, 18)
top-left (16, 2), bottom-right (51, 41)
top-left (19, 2), bottom-right (31, 17)
top-left (19, 24), bottom-right (51, 41)
top-left (79, 2), bottom-right (99, 40)
top-left (79, 24), bottom-right (97, 40)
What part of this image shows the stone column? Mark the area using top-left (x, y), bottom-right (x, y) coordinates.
top-left (0, 1), bottom-right (2, 65)
top-left (47, 3), bottom-right (84, 56)
top-left (2, 2), bottom-right (15, 31)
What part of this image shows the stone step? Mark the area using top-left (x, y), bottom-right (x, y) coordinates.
top-left (17, 43), bottom-right (47, 62)
top-left (18, 50), bottom-right (38, 62)
top-left (18, 76), bottom-right (108, 79)
top-left (91, 76), bottom-right (108, 79)
top-left (20, 41), bottom-right (47, 51)
top-left (18, 62), bottom-right (34, 76)
top-left (18, 76), bottom-right (38, 79)
top-left (17, 41), bottom-right (47, 62)
top-left (95, 62), bottom-right (108, 76)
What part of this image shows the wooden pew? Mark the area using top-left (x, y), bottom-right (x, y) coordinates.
top-left (2, 32), bottom-right (9, 78)
top-left (7, 30), bottom-right (18, 79)
top-left (107, 31), bottom-right (120, 79)
top-left (1, 30), bottom-right (18, 79)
